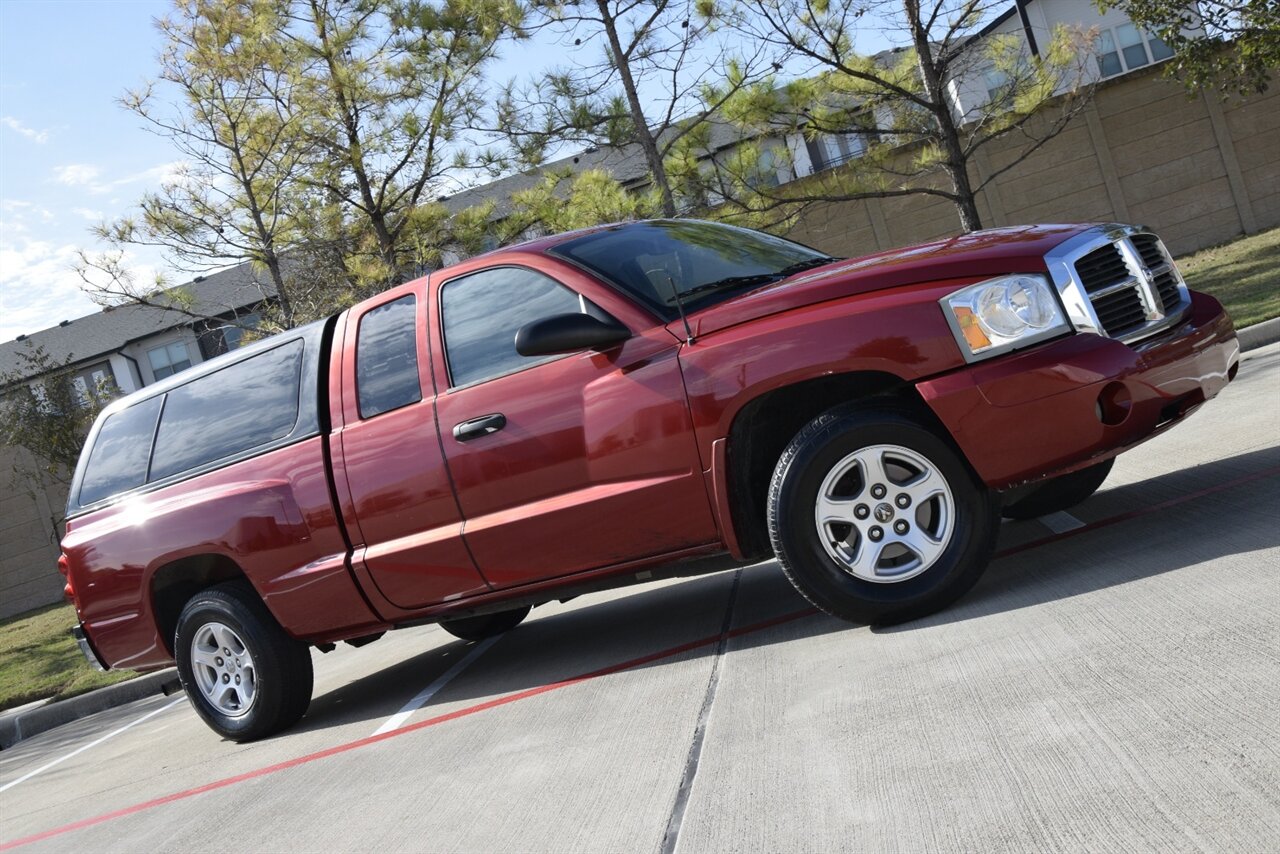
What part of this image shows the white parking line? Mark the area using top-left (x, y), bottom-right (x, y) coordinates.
top-left (0, 697), bottom-right (185, 794)
top-left (371, 636), bottom-right (499, 736)
top-left (1039, 510), bottom-right (1086, 533)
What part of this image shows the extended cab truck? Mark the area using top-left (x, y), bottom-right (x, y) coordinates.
top-left (62, 220), bottom-right (1239, 741)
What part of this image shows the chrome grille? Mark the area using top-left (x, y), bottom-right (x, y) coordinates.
top-left (1152, 271), bottom-right (1182, 313)
top-left (1130, 234), bottom-right (1165, 269)
top-left (1091, 287), bottom-right (1148, 337)
top-left (1075, 244), bottom-right (1130, 294)
top-left (1131, 234), bottom-right (1184, 314)
top-left (1049, 226), bottom-right (1191, 343)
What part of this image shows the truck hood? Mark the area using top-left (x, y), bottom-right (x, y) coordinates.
top-left (678, 223), bottom-right (1090, 338)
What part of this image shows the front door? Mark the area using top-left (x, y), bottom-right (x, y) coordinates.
top-left (430, 261), bottom-right (717, 589)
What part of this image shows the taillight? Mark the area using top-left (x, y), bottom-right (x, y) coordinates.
top-left (57, 552), bottom-right (74, 601)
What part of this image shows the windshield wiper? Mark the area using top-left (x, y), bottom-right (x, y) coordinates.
top-left (671, 273), bottom-right (780, 302)
top-left (774, 256), bottom-right (840, 277)
top-left (670, 257), bottom-right (840, 303)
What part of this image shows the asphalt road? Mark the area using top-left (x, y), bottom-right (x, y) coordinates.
top-left (2, 342), bottom-right (1278, 853)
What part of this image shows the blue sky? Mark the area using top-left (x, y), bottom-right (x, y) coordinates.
top-left (1, 0), bottom-right (179, 342)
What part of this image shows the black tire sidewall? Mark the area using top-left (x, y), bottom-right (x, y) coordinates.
top-left (770, 411), bottom-right (997, 624)
top-left (175, 583), bottom-right (312, 742)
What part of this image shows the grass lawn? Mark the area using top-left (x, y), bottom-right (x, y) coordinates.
top-left (1176, 227), bottom-right (1280, 328)
top-left (0, 602), bottom-right (135, 712)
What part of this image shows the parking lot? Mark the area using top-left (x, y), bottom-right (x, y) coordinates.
top-left (2, 341), bottom-right (1277, 853)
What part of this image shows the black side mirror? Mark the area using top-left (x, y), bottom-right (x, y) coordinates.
top-left (515, 313), bottom-right (630, 357)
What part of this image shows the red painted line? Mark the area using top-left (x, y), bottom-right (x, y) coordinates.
top-left (0, 607), bottom-right (816, 851)
top-left (6, 464), bottom-right (1276, 849)
top-left (995, 464), bottom-right (1280, 559)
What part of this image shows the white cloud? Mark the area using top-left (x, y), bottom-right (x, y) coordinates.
top-left (71, 207), bottom-right (104, 222)
top-left (52, 160), bottom-right (191, 196)
top-left (0, 238), bottom-right (96, 341)
top-left (0, 198), bottom-right (55, 226)
top-left (53, 163), bottom-right (102, 187)
top-left (0, 232), bottom-right (164, 342)
top-left (1, 115), bottom-right (49, 144)
top-left (0, 197), bottom-right (171, 341)
top-left (110, 160), bottom-right (193, 192)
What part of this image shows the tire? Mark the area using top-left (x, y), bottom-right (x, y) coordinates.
top-left (1001, 458), bottom-right (1114, 520)
top-left (174, 581), bottom-right (313, 742)
top-left (768, 405), bottom-right (998, 625)
top-left (439, 606), bottom-right (531, 642)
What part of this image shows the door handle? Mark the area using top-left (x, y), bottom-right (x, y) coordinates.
top-left (453, 413), bottom-right (507, 441)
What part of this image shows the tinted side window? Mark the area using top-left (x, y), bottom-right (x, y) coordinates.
top-left (441, 267), bottom-right (582, 387)
top-left (149, 340), bottom-right (304, 481)
top-left (357, 295), bottom-right (422, 418)
top-left (78, 396), bottom-right (164, 506)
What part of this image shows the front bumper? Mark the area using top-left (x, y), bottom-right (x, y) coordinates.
top-left (919, 291), bottom-right (1239, 490)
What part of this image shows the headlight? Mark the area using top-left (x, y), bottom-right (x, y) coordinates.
top-left (941, 274), bottom-right (1070, 362)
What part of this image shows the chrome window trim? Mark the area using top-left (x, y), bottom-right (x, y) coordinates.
top-left (1043, 223), bottom-right (1190, 344)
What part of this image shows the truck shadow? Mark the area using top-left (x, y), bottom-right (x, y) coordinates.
top-left (877, 442), bottom-right (1280, 633)
top-left (297, 443), bottom-right (1279, 734)
top-left (295, 565), bottom-right (830, 735)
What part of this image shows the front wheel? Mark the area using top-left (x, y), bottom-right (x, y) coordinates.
top-left (768, 406), bottom-right (998, 625)
top-left (175, 581), bottom-right (313, 742)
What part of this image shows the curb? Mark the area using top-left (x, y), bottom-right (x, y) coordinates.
top-left (1239, 317), bottom-right (1280, 352)
top-left (0, 669), bottom-right (180, 750)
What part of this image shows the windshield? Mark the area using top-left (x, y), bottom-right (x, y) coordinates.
top-left (548, 220), bottom-right (835, 319)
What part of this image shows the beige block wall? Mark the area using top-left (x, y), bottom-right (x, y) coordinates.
top-left (1225, 86), bottom-right (1280, 229)
top-left (790, 64), bottom-right (1279, 258)
top-left (0, 448), bottom-right (68, 619)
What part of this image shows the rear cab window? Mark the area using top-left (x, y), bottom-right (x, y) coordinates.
top-left (149, 340), bottom-right (304, 480)
top-left (77, 396), bottom-right (164, 506)
top-left (70, 325), bottom-right (324, 515)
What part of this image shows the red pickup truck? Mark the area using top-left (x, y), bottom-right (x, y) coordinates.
top-left (62, 220), bottom-right (1238, 740)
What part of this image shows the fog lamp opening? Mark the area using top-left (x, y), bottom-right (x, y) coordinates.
top-left (1097, 382), bottom-right (1132, 426)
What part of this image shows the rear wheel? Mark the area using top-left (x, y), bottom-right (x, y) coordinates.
top-left (439, 605), bottom-right (531, 641)
top-left (768, 406), bottom-right (998, 625)
top-left (1001, 458), bottom-right (1114, 520)
top-left (175, 581), bottom-right (313, 742)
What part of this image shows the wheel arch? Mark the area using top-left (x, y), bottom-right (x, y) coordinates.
top-left (150, 554), bottom-right (252, 656)
top-left (721, 370), bottom-right (953, 559)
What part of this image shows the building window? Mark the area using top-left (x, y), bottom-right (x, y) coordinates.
top-left (70, 362), bottom-right (117, 408)
top-left (1095, 24), bottom-right (1175, 79)
top-left (148, 341), bottom-right (193, 380)
top-left (747, 147), bottom-right (783, 189)
top-left (808, 132), bottom-right (867, 172)
top-left (985, 69), bottom-right (1011, 102)
top-left (221, 313), bottom-right (261, 351)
